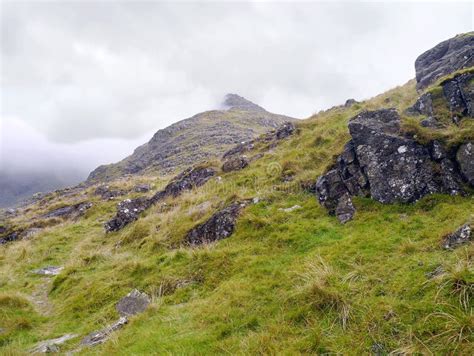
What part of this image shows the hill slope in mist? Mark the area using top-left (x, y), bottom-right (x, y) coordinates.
top-left (0, 33), bottom-right (473, 355)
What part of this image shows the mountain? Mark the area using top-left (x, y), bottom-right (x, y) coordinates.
top-left (0, 33), bottom-right (473, 354)
top-left (87, 94), bottom-right (295, 182)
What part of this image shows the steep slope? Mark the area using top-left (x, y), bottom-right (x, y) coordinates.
top-left (0, 33), bottom-right (473, 355)
top-left (87, 94), bottom-right (295, 182)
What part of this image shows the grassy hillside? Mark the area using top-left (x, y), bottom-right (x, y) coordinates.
top-left (1, 79), bottom-right (473, 354)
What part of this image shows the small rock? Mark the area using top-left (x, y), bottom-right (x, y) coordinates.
top-left (32, 266), bottom-right (64, 276)
top-left (426, 265), bottom-right (445, 279)
top-left (344, 99), bottom-right (358, 108)
top-left (30, 334), bottom-right (77, 353)
top-left (116, 289), bottom-right (150, 317)
top-left (443, 224), bottom-right (472, 249)
top-left (81, 317), bottom-right (128, 347)
top-left (133, 184), bottom-right (151, 193)
top-left (278, 205), bottom-right (301, 213)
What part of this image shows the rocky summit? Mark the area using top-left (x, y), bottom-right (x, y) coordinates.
top-left (87, 94), bottom-right (294, 182)
top-left (1, 33), bottom-right (473, 355)
top-left (415, 32), bottom-right (473, 89)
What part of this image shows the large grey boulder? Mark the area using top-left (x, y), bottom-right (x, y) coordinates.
top-left (315, 109), bottom-right (466, 223)
top-left (348, 109), bottom-right (440, 203)
top-left (456, 142), bottom-right (474, 185)
top-left (415, 33), bottom-right (474, 89)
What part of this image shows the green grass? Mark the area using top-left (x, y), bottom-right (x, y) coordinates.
top-left (0, 77), bottom-right (473, 354)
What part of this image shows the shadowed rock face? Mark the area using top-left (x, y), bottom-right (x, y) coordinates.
top-left (415, 32), bottom-right (473, 89)
top-left (185, 202), bottom-right (246, 245)
top-left (316, 109), bottom-right (467, 223)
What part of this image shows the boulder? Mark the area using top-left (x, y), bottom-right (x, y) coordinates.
top-left (222, 156), bottom-right (249, 173)
top-left (115, 289), bottom-right (150, 317)
top-left (274, 122), bottom-right (296, 140)
top-left (443, 224), bottom-right (472, 249)
top-left (104, 197), bottom-right (151, 232)
top-left (186, 202), bottom-right (246, 245)
top-left (349, 109), bottom-right (442, 203)
top-left (456, 142), bottom-right (474, 186)
top-left (415, 33), bottom-right (474, 89)
top-left (315, 109), bottom-right (467, 223)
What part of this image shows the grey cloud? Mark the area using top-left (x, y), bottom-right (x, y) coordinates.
top-left (0, 1), bottom-right (472, 168)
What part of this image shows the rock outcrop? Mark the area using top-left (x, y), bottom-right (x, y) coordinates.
top-left (94, 185), bottom-right (127, 200)
top-left (222, 121), bottom-right (296, 160)
top-left (415, 32), bottom-right (473, 89)
top-left (41, 202), bottom-right (92, 220)
top-left (104, 197), bottom-right (151, 232)
top-left (316, 109), bottom-right (468, 223)
top-left (105, 166), bottom-right (216, 232)
top-left (185, 202), bottom-right (247, 245)
top-left (443, 224), bottom-right (472, 249)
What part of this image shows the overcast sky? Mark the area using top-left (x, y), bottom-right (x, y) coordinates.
top-left (1, 1), bottom-right (473, 180)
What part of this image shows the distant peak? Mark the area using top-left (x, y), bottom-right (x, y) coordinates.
top-left (222, 93), bottom-right (266, 112)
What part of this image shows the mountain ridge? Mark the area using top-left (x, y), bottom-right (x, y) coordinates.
top-left (87, 94), bottom-right (295, 182)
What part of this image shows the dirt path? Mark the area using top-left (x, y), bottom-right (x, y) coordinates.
top-left (27, 277), bottom-right (55, 316)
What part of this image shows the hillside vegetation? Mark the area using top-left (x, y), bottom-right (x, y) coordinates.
top-left (1, 71), bottom-right (473, 355)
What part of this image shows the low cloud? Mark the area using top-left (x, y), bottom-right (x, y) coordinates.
top-left (0, 1), bottom-right (472, 181)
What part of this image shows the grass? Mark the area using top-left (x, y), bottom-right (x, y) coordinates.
top-left (0, 74), bottom-right (473, 354)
